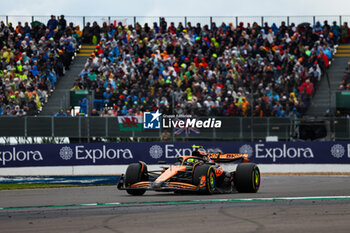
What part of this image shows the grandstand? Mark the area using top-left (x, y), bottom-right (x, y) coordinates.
top-left (67, 18), bottom-right (336, 118)
top-left (0, 15), bottom-right (79, 116)
top-left (1, 15), bottom-right (350, 141)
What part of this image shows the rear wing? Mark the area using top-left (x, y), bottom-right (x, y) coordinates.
top-left (207, 153), bottom-right (249, 163)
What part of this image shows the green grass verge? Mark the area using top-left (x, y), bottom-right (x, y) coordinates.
top-left (0, 184), bottom-right (83, 190)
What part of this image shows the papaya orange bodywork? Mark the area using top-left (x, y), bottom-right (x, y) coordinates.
top-left (130, 181), bottom-right (150, 188)
top-left (119, 147), bottom-right (260, 194)
top-left (215, 167), bottom-right (224, 177)
top-left (168, 182), bottom-right (198, 190)
top-left (208, 153), bottom-right (248, 160)
top-left (199, 176), bottom-right (206, 187)
top-left (155, 165), bottom-right (187, 182)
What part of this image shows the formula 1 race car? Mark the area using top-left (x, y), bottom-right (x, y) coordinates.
top-left (118, 146), bottom-right (260, 195)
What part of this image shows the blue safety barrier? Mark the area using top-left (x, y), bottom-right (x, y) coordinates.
top-left (0, 142), bottom-right (350, 167)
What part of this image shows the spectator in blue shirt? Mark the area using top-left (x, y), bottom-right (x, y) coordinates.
top-left (313, 21), bottom-right (323, 33)
top-left (79, 98), bottom-right (88, 114)
top-left (47, 15), bottom-right (58, 30)
top-left (103, 88), bottom-right (113, 103)
top-left (64, 39), bottom-right (74, 53)
top-left (79, 67), bottom-right (90, 77)
top-left (45, 70), bottom-right (56, 90)
top-left (54, 109), bottom-right (67, 117)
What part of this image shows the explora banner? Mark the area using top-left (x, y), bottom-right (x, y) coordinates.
top-left (0, 142), bottom-right (350, 167)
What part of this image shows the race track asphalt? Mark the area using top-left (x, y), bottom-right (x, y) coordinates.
top-left (0, 176), bottom-right (350, 233)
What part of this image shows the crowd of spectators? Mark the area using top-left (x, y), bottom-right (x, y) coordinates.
top-left (338, 60), bottom-right (350, 91)
top-left (73, 18), bottom-right (337, 118)
top-left (0, 15), bottom-right (80, 116)
top-left (336, 59), bottom-right (350, 116)
top-left (340, 22), bottom-right (350, 43)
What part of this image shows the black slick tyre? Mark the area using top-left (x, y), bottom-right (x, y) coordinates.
top-left (193, 165), bottom-right (216, 194)
top-left (125, 163), bottom-right (148, 195)
top-left (234, 163), bottom-right (260, 193)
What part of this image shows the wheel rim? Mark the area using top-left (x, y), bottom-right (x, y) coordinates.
top-left (253, 168), bottom-right (260, 189)
top-left (209, 171), bottom-right (215, 190)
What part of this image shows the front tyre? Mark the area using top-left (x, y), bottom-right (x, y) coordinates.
top-left (193, 165), bottom-right (216, 194)
top-left (234, 163), bottom-right (260, 193)
top-left (125, 163), bottom-right (148, 195)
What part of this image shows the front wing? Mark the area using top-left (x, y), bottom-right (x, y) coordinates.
top-left (117, 175), bottom-right (203, 192)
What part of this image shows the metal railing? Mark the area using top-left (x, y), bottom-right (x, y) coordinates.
top-left (0, 116), bottom-right (348, 141)
top-left (1, 15), bottom-right (349, 28)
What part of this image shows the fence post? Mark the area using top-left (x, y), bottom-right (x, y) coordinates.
top-left (63, 93), bottom-right (66, 110)
top-left (267, 117), bottom-right (270, 137)
top-left (134, 16), bottom-right (136, 28)
top-left (210, 16), bottom-right (212, 26)
top-left (239, 117), bottom-right (243, 139)
top-left (24, 117), bottom-right (27, 137)
top-left (160, 128), bottom-right (162, 141)
top-left (287, 16), bottom-right (290, 26)
top-left (108, 16), bottom-right (111, 25)
top-left (105, 117), bottom-right (108, 137)
top-left (339, 15), bottom-right (342, 26)
top-left (313, 16), bottom-right (315, 25)
top-left (66, 91), bottom-right (69, 109)
top-left (87, 117), bottom-right (90, 143)
top-left (159, 17), bottom-right (161, 27)
top-left (184, 16), bottom-right (187, 27)
top-left (213, 125), bottom-right (216, 140)
top-left (261, 16), bottom-right (264, 27)
top-left (235, 16), bottom-right (238, 27)
top-left (78, 116), bottom-right (81, 142)
top-left (31, 16), bottom-right (34, 23)
top-left (6, 15), bottom-right (8, 25)
top-left (83, 16), bottom-right (85, 27)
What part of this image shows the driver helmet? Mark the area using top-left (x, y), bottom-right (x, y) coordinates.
top-left (185, 158), bottom-right (199, 166)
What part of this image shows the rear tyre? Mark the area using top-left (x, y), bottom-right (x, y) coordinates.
top-left (125, 163), bottom-right (148, 195)
top-left (234, 163), bottom-right (260, 193)
top-left (193, 165), bottom-right (216, 194)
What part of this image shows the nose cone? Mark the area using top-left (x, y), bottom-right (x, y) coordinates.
top-left (152, 181), bottom-right (162, 190)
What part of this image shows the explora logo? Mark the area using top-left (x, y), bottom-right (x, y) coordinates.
top-left (0, 149), bottom-right (43, 166)
top-left (59, 145), bottom-right (133, 163)
top-left (143, 110), bottom-right (161, 129)
top-left (255, 144), bottom-right (314, 162)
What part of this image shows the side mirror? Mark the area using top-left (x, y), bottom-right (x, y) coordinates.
top-left (158, 161), bottom-right (167, 164)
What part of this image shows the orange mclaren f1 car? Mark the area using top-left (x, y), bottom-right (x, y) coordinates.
top-left (118, 146), bottom-right (260, 195)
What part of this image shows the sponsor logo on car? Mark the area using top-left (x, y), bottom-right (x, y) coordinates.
top-left (149, 144), bottom-right (223, 159)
